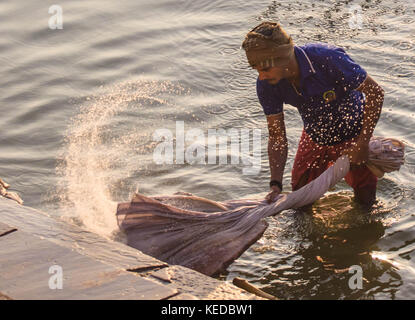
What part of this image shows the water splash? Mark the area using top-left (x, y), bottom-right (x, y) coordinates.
top-left (56, 80), bottom-right (183, 237)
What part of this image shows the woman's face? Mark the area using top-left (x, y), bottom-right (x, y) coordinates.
top-left (255, 65), bottom-right (288, 85)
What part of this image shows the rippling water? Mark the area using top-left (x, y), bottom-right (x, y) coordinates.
top-left (1, 0), bottom-right (414, 299)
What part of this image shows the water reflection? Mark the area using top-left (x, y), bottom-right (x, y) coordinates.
top-left (226, 193), bottom-right (405, 299)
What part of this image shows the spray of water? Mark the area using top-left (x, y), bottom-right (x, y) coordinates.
top-left (56, 80), bottom-right (184, 237)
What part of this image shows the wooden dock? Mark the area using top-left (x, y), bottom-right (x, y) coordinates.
top-left (0, 197), bottom-right (257, 300)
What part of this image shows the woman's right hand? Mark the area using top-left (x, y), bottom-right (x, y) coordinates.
top-left (265, 186), bottom-right (282, 204)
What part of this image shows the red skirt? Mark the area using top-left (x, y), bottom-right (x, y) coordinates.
top-left (291, 130), bottom-right (378, 191)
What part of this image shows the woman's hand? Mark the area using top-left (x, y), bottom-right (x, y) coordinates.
top-left (265, 185), bottom-right (282, 204)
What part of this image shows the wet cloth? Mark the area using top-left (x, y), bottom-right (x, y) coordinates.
top-left (367, 137), bottom-right (406, 178)
top-left (117, 155), bottom-right (351, 277)
top-left (257, 43), bottom-right (367, 146)
top-left (116, 137), bottom-right (404, 276)
top-left (291, 130), bottom-right (378, 191)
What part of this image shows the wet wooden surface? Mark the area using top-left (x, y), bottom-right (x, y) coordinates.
top-left (148, 265), bottom-right (260, 300)
top-left (0, 229), bottom-right (178, 300)
top-left (0, 198), bottom-right (166, 271)
top-left (0, 222), bottom-right (17, 237)
top-left (0, 197), bottom-right (256, 300)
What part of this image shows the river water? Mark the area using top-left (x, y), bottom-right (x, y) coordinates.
top-left (1, 0), bottom-right (414, 299)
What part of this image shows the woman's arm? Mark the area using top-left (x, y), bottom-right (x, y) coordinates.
top-left (345, 75), bottom-right (384, 165)
top-left (356, 75), bottom-right (384, 142)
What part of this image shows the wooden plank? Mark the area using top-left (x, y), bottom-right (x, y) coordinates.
top-left (0, 222), bottom-right (17, 237)
top-left (0, 230), bottom-right (177, 300)
top-left (168, 293), bottom-right (198, 300)
top-left (148, 265), bottom-right (260, 300)
top-left (150, 267), bottom-right (172, 283)
top-left (0, 292), bottom-right (12, 300)
top-left (0, 198), bottom-right (166, 271)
